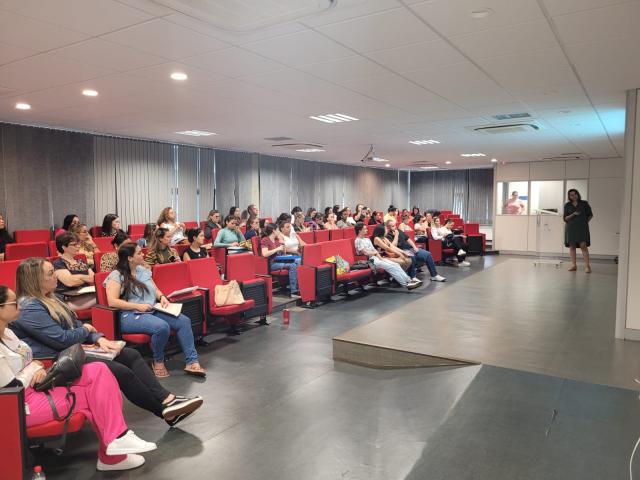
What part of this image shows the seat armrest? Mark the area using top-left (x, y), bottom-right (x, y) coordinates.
top-left (0, 386), bottom-right (27, 480)
top-left (91, 305), bottom-right (119, 340)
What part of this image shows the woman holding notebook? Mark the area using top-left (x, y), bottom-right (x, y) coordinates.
top-left (105, 243), bottom-right (206, 378)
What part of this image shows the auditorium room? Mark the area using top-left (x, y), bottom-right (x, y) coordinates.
top-left (1, 1), bottom-right (640, 479)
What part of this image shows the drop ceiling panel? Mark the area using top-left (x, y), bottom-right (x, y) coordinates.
top-left (316, 8), bottom-right (439, 52)
top-left (297, 56), bottom-right (390, 83)
top-left (542, 0), bottom-right (638, 16)
top-left (404, 62), bottom-right (515, 107)
top-left (551, 1), bottom-right (640, 45)
top-left (1, 0), bottom-right (153, 36)
top-left (182, 47), bottom-right (283, 78)
top-left (366, 40), bottom-right (466, 72)
top-left (0, 41), bottom-right (37, 66)
top-left (243, 30), bottom-right (354, 66)
top-left (301, 0), bottom-right (401, 27)
top-left (410, 0), bottom-right (545, 37)
top-left (0, 10), bottom-right (88, 52)
top-left (126, 62), bottom-right (230, 92)
top-left (477, 47), bottom-right (579, 92)
top-left (55, 39), bottom-right (167, 72)
top-left (0, 53), bottom-right (114, 92)
top-left (449, 20), bottom-right (559, 60)
top-left (103, 19), bottom-right (229, 60)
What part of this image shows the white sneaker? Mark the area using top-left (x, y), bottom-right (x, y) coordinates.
top-left (430, 275), bottom-right (446, 282)
top-left (106, 431), bottom-right (157, 456)
top-left (411, 277), bottom-right (421, 283)
top-left (406, 280), bottom-right (421, 290)
top-left (97, 454), bottom-right (145, 471)
top-left (458, 249), bottom-right (466, 256)
top-left (459, 261), bottom-right (471, 267)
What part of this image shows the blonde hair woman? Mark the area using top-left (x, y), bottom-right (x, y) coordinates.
top-left (70, 222), bottom-right (100, 268)
top-left (157, 207), bottom-right (186, 246)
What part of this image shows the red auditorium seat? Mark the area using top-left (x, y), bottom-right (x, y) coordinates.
top-left (1, 387), bottom-right (86, 478)
top-left (329, 229), bottom-right (344, 240)
top-left (184, 221), bottom-right (198, 229)
top-left (222, 252), bottom-right (272, 323)
top-left (297, 231), bottom-right (314, 244)
top-left (14, 229), bottom-right (50, 243)
top-left (463, 223), bottom-right (486, 255)
top-left (0, 260), bottom-right (21, 290)
top-left (249, 236), bottom-right (270, 276)
top-left (4, 242), bottom-right (49, 261)
top-left (89, 226), bottom-right (103, 238)
top-left (314, 230), bottom-right (329, 242)
top-left (127, 224), bottom-right (146, 235)
top-left (92, 237), bottom-right (115, 252)
top-left (342, 227), bottom-right (356, 240)
top-left (187, 257), bottom-right (256, 335)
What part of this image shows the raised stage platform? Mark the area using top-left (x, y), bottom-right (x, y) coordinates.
top-left (333, 257), bottom-right (640, 391)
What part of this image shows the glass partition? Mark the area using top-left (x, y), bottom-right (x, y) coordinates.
top-left (530, 181), bottom-right (564, 215)
top-left (566, 179), bottom-right (588, 201)
top-left (497, 181), bottom-right (528, 215)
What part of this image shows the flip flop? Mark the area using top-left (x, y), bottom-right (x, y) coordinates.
top-left (184, 364), bottom-right (206, 377)
top-left (153, 363), bottom-right (170, 378)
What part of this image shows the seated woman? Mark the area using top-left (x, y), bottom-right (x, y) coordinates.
top-left (107, 244), bottom-right (206, 378)
top-left (145, 228), bottom-right (180, 267)
top-left (0, 213), bottom-right (14, 262)
top-left (244, 217), bottom-right (261, 241)
top-left (305, 208), bottom-right (317, 223)
top-left (336, 208), bottom-right (355, 228)
top-left (213, 215), bottom-right (247, 252)
top-left (324, 212), bottom-right (339, 230)
top-left (157, 207), bottom-right (187, 246)
top-left (368, 211), bottom-right (383, 225)
top-left (101, 214), bottom-right (123, 237)
top-left (353, 204), bottom-right (366, 223)
top-left (11, 258), bottom-right (203, 427)
top-left (411, 207), bottom-right (421, 223)
top-left (260, 223), bottom-right (301, 297)
top-left (229, 206), bottom-right (241, 221)
top-left (1, 285), bottom-right (157, 472)
top-left (70, 223), bottom-right (100, 268)
top-left (371, 224), bottom-right (413, 274)
top-left (183, 228), bottom-right (209, 261)
top-left (204, 210), bottom-right (222, 241)
top-left (293, 212), bottom-right (310, 233)
top-left (100, 231), bottom-right (132, 273)
top-left (310, 213), bottom-right (323, 231)
top-left (384, 205), bottom-right (399, 223)
top-left (354, 223), bottom-right (420, 290)
top-left (279, 219), bottom-right (306, 255)
top-left (398, 213), bottom-right (413, 233)
top-left (239, 210), bottom-right (249, 228)
top-left (53, 232), bottom-right (97, 311)
top-left (413, 214), bottom-right (429, 241)
top-left (55, 213), bottom-right (80, 237)
top-left (431, 217), bottom-right (470, 267)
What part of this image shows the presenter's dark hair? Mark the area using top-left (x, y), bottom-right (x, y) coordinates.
top-left (567, 189), bottom-right (582, 201)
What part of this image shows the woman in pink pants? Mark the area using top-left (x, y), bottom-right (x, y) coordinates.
top-left (0, 285), bottom-right (156, 472)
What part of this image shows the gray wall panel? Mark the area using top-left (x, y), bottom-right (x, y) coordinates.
top-left (199, 149), bottom-right (215, 216)
top-left (177, 145), bottom-right (198, 222)
top-left (259, 154), bottom-right (292, 217)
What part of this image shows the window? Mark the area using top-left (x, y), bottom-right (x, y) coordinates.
top-left (530, 181), bottom-right (564, 215)
top-left (497, 181), bottom-right (528, 215)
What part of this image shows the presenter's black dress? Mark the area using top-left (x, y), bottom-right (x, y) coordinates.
top-left (564, 200), bottom-right (593, 247)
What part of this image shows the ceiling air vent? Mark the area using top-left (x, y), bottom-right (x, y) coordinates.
top-left (493, 112), bottom-right (531, 120)
top-left (264, 136), bottom-right (294, 142)
top-left (409, 162), bottom-right (441, 170)
top-left (469, 121), bottom-right (544, 135)
top-left (272, 142), bottom-right (325, 152)
top-left (542, 153), bottom-right (589, 161)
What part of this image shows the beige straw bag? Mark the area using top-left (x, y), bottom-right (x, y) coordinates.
top-left (214, 280), bottom-right (245, 306)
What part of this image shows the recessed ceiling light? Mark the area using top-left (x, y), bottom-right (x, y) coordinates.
top-left (15, 102), bottom-right (31, 110)
top-left (460, 153), bottom-right (486, 157)
top-left (309, 113), bottom-right (359, 124)
top-left (385, 163), bottom-right (391, 168)
top-left (420, 166), bottom-right (439, 170)
top-left (409, 139), bottom-right (440, 145)
top-left (170, 72), bottom-right (188, 81)
top-left (491, 158), bottom-right (498, 163)
top-left (296, 148), bottom-right (325, 153)
top-left (470, 8), bottom-right (493, 18)
top-left (82, 89), bottom-right (98, 97)
top-left (175, 130), bottom-right (217, 136)
top-left (445, 161), bottom-right (452, 165)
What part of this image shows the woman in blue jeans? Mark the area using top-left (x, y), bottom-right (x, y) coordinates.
top-left (105, 243), bottom-right (206, 378)
top-left (260, 222), bottom-right (301, 296)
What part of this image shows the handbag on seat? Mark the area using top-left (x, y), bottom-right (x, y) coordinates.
top-left (214, 280), bottom-right (246, 306)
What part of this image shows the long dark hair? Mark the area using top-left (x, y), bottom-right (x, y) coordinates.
top-left (62, 214), bottom-right (78, 231)
top-left (111, 230), bottom-right (130, 248)
top-left (261, 222), bottom-right (277, 238)
top-left (0, 214), bottom-right (13, 244)
top-left (567, 189), bottom-right (582, 202)
top-left (101, 213), bottom-right (119, 234)
top-left (0, 285), bottom-right (8, 304)
top-left (115, 243), bottom-right (149, 299)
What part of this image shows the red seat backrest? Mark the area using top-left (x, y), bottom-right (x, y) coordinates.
top-left (0, 260), bottom-right (21, 290)
top-left (199, 221), bottom-right (207, 231)
top-left (298, 231), bottom-right (314, 244)
top-left (90, 226), bottom-right (103, 238)
top-left (342, 228), bottom-right (355, 240)
top-left (14, 229), bottom-right (50, 243)
top-left (130, 234), bottom-right (143, 243)
top-left (226, 252), bottom-right (257, 282)
top-left (95, 271), bottom-right (110, 305)
top-left (239, 226), bottom-right (246, 235)
top-left (318, 239), bottom-right (355, 265)
top-left (314, 230), bottom-right (329, 242)
top-left (329, 229), bottom-right (344, 241)
top-left (128, 224), bottom-right (146, 235)
top-left (260, 217), bottom-right (273, 224)
top-left (187, 257), bottom-right (223, 309)
top-left (465, 223), bottom-right (480, 235)
top-left (93, 237), bottom-right (115, 252)
top-left (49, 240), bottom-right (58, 256)
top-left (94, 251), bottom-right (108, 272)
top-left (152, 262), bottom-right (191, 296)
top-left (405, 230), bottom-right (416, 242)
top-left (184, 221), bottom-right (198, 229)
top-left (301, 242), bottom-right (325, 267)
top-left (208, 228), bottom-right (220, 242)
top-left (250, 236), bottom-right (261, 256)
top-left (174, 244), bottom-right (189, 259)
top-left (4, 242), bottom-right (49, 261)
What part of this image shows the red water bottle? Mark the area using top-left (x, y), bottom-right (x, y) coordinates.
top-left (282, 309), bottom-right (290, 325)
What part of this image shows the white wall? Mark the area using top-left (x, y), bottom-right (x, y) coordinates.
top-left (494, 158), bottom-right (624, 256)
